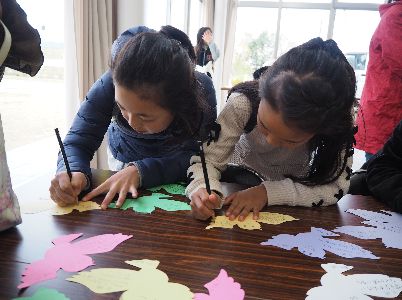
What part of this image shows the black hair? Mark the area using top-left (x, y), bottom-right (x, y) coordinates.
top-left (259, 37), bottom-right (356, 186)
top-left (195, 27), bottom-right (212, 60)
top-left (111, 31), bottom-right (202, 139)
top-left (253, 66), bottom-right (270, 80)
top-left (159, 25), bottom-right (196, 62)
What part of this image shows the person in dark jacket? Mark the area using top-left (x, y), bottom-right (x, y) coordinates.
top-left (194, 27), bottom-right (220, 78)
top-left (366, 120), bottom-right (402, 212)
top-left (49, 26), bottom-right (216, 209)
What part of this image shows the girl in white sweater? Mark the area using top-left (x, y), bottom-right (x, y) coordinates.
top-left (186, 37), bottom-right (356, 221)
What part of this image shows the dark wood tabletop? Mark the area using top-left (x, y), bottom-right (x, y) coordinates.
top-left (1, 170), bottom-right (401, 300)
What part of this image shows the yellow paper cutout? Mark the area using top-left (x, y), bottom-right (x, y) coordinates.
top-left (67, 259), bottom-right (193, 300)
top-left (206, 212), bottom-right (298, 230)
top-left (20, 199), bottom-right (100, 215)
top-left (51, 201), bottom-right (101, 215)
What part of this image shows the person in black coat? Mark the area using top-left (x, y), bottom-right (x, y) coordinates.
top-left (366, 120), bottom-right (402, 212)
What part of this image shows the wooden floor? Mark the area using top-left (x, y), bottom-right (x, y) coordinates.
top-left (1, 173), bottom-right (401, 299)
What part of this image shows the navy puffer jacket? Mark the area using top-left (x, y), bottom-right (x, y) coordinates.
top-left (57, 26), bottom-right (216, 188)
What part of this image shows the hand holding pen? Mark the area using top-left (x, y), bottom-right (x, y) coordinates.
top-left (49, 128), bottom-right (87, 206)
top-left (189, 141), bottom-right (222, 220)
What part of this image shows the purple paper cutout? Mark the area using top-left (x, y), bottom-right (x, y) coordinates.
top-left (261, 227), bottom-right (379, 260)
top-left (333, 209), bottom-right (402, 250)
top-left (18, 233), bottom-right (132, 289)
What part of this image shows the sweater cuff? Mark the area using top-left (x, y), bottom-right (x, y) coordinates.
top-left (262, 180), bottom-right (297, 206)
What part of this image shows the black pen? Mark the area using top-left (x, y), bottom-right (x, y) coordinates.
top-left (55, 128), bottom-right (72, 181)
top-left (198, 140), bottom-right (211, 194)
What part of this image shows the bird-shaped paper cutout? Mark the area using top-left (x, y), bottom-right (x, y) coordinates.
top-left (306, 263), bottom-right (402, 299)
top-left (18, 233), bottom-right (132, 289)
top-left (261, 227), bottom-right (378, 259)
top-left (67, 259), bottom-right (193, 300)
top-left (20, 199), bottom-right (100, 215)
top-left (334, 209), bottom-right (402, 250)
top-left (147, 183), bottom-right (186, 195)
top-left (206, 212), bottom-right (298, 230)
top-left (109, 193), bottom-right (190, 214)
top-left (194, 269), bottom-right (245, 300)
top-left (13, 287), bottom-right (70, 300)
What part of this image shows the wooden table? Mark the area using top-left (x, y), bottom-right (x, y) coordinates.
top-left (1, 170), bottom-right (401, 299)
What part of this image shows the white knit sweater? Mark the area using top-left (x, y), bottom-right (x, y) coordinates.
top-left (186, 93), bottom-right (353, 207)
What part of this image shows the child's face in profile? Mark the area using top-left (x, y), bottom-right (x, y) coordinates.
top-left (114, 84), bottom-right (174, 134)
top-left (257, 100), bottom-right (314, 149)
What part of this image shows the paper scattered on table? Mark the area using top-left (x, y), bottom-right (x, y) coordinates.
top-left (194, 269), bottom-right (245, 300)
top-left (261, 227), bottom-right (378, 259)
top-left (68, 259), bottom-right (193, 300)
top-left (206, 212), bottom-right (298, 230)
top-left (306, 263), bottom-right (402, 299)
top-left (109, 193), bottom-right (190, 214)
top-left (18, 233), bottom-right (132, 289)
top-left (13, 287), bottom-right (70, 300)
top-left (147, 183), bottom-right (186, 195)
top-left (20, 199), bottom-right (100, 215)
top-left (334, 209), bottom-right (402, 250)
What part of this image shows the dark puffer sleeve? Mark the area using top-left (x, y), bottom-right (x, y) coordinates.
top-left (57, 71), bottom-right (115, 177)
top-left (366, 121), bottom-right (402, 212)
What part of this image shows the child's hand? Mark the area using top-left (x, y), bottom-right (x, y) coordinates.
top-left (224, 185), bottom-right (267, 221)
top-left (82, 165), bottom-right (140, 209)
top-left (190, 188), bottom-right (222, 220)
top-left (49, 172), bottom-right (87, 206)
top-left (202, 31), bottom-right (213, 45)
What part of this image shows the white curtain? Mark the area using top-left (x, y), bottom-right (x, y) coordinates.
top-left (212, 0), bottom-right (238, 111)
top-left (202, 0), bottom-right (215, 28)
top-left (64, 0), bottom-right (115, 169)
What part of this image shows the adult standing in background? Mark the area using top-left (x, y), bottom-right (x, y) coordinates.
top-left (195, 27), bottom-right (220, 78)
top-left (354, 0), bottom-right (402, 161)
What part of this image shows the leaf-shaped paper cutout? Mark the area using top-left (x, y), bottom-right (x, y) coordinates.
top-left (333, 209), bottom-right (402, 250)
top-left (18, 233), bottom-right (132, 289)
top-left (109, 194), bottom-right (190, 214)
top-left (20, 199), bottom-right (100, 215)
top-left (206, 212), bottom-right (298, 230)
top-left (147, 183), bottom-right (186, 195)
top-left (67, 259), bottom-right (193, 300)
top-left (306, 263), bottom-right (402, 299)
top-left (194, 269), bottom-right (245, 300)
top-left (261, 227), bottom-right (378, 259)
top-left (13, 288), bottom-right (70, 300)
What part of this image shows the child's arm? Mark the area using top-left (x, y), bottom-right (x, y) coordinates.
top-left (366, 121), bottom-right (402, 212)
top-left (262, 152), bottom-right (353, 207)
top-left (56, 71), bottom-right (115, 179)
top-left (186, 93), bottom-right (252, 199)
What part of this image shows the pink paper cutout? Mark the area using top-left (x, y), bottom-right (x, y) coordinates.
top-left (18, 233), bottom-right (132, 289)
top-left (194, 269), bottom-right (245, 300)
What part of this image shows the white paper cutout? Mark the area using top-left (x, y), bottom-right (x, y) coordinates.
top-left (306, 263), bottom-right (402, 299)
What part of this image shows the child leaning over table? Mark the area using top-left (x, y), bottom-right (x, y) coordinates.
top-left (186, 37), bottom-right (356, 221)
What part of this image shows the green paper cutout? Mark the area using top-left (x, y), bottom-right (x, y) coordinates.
top-left (109, 193), bottom-right (190, 214)
top-left (147, 183), bottom-right (186, 195)
top-left (14, 288), bottom-right (70, 300)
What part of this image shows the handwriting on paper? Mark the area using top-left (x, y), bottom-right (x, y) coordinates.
top-left (20, 199), bottom-right (100, 215)
top-left (18, 233), bottom-right (132, 289)
top-left (261, 227), bottom-right (379, 259)
top-left (306, 263), bottom-right (402, 299)
top-left (109, 193), bottom-right (190, 214)
top-left (334, 209), bottom-right (402, 250)
top-left (147, 183), bottom-right (186, 195)
top-left (68, 259), bottom-right (193, 300)
top-left (206, 212), bottom-right (298, 230)
top-left (13, 287), bottom-right (70, 300)
top-left (194, 269), bottom-right (245, 300)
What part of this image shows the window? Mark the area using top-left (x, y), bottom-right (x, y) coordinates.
top-left (0, 0), bottom-right (65, 151)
